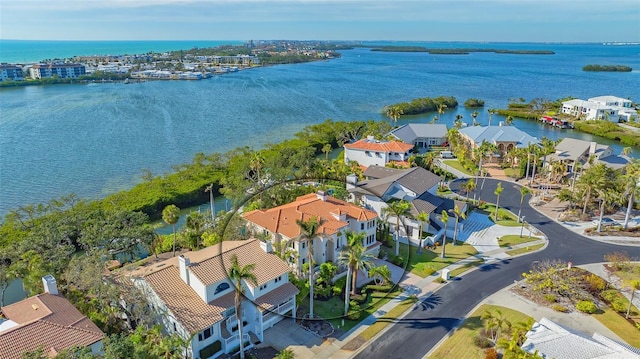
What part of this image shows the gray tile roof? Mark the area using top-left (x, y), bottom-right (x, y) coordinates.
top-left (521, 317), bottom-right (640, 359)
top-left (410, 192), bottom-right (444, 217)
top-left (350, 167), bottom-right (441, 198)
top-left (390, 124), bottom-right (449, 143)
top-left (459, 125), bottom-right (539, 148)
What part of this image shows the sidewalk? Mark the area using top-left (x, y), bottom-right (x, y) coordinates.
top-left (276, 238), bottom-right (547, 359)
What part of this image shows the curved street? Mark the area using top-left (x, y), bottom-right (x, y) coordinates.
top-left (355, 178), bottom-right (640, 359)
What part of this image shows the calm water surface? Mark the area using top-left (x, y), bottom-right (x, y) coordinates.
top-left (1, 42), bottom-right (639, 216)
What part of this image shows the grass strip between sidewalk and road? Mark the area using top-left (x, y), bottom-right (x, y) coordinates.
top-left (449, 259), bottom-right (485, 278)
top-left (498, 234), bottom-right (541, 248)
top-left (506, 243), bottom-right (544, 256)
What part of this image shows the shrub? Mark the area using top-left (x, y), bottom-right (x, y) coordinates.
top-left (464, 98), bottom-right (485, 108)
top-left (600, 289), bottom-right (619, 303)
top-left (544, 294), bottom-right (557, 303)
top-left (473, 335), bottom-right (493, 348)
top-left (576, 300), bottom-right (598, 314)
top-left (392, 255), bottom-right (404, 266)
top-left (332, 286), bottom-right (343, 296)
top-left (199, 340), bottom-right (222, 359)
top-left (612, 299), bottom-right (627, 313)
top-left (422, 267), bottom-right (436, 276)
top-left (485, 348), bottom-right (498, 359)
top-left (365, 284), bottom-right (392, 293)
top-left (552, 304), bottom-right (569, 313)
top-left (585, 274), bottom-right (606, 293)
top-left (351, 293), bottom-right (368, 304)
top-left (348, 301), bottom-right (361, 320)
top-left (275, 348), bottom-right (295, 359)
top-left (436, 277), bottom-right (446, 283)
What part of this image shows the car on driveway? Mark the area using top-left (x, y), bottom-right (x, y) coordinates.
top-left (592, 217), bottom-right (618, 226)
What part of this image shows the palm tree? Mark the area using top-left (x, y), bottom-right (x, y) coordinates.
top-left (626, 279), bottom-right (640, 319)
top-left (227, 254), bottom-right (258, 359)
top-left (517, 186), bottom-right (532, 223)
top-left (440, 210), bottom-right (449, 258)
top-left (471, 111), bottom-right (479, 126)
top-left (505, 115), bottom-right (514, 125)
top-left (338, 231), bottom-right (374, 316)
top-left (385, 106), bottom-right (403, 128)
top-left (622, 160), bottom-right (640, 229)
top-left (454, 114), bottom-right (464, 129)
top-left (416, 211), bottom-right (429, 254)
top-left (437, 103), bottom-right (448, 122)
top-left (296, 216), bottom-right (323, 319)
top-left (462, 178), bottom-right (477, 202)
top-left (322, 143), bottom-right (332, 161)
top-left (595, 188), bottom-right (619, 233)
top-left (577, 164), bottom-right (607, 215)
top-left (383, 200), bottom-right (411, 256)
top-left (494, 183), bottom-right (504, 221)
top-left (368, 265), bottom-right (392, 285)
top-left (487, 108), bottom-right (496, 126)
top-left (452, 205), bottom-right (466, 245)
top-left (162, 204), bottom-right (180, 257)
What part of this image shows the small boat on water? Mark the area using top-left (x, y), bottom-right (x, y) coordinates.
top-left (539, 115), bottom-right (573, 129)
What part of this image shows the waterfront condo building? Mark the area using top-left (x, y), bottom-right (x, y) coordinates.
top-left (29, 63), bottom-right (86, 79)
top-left (561, 96), bottom-right (636, 122)
top-left (128, 239), bottom-right (298, 359)
top-left (243, 191), bottom-right (379, 273)
top-left (344, 136), bottom-right (414, 169)
top-left (0, 64), bottom-right (24, 81)
top-left (0, 276), bottom-right (105, 359)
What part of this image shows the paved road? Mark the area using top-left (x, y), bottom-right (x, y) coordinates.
top-left (356, 178), bottom-right (640, 359)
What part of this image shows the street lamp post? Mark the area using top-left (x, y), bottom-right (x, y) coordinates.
top-left (520, 216), bottom-right (526, 237)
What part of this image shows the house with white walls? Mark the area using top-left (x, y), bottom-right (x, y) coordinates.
top-left (546, 138), bottom-right (630, 172)
top-left (0, 276), bottom-right (105, 359)
top-left (388, 123), bottom-right (449, 151)
top-left (561, 96), bottom-right (637, 122)
top-left (347, 166), bottom-right (467, 244)
top-left (128, 239), bottom-right (298, 359)
top-left (243, 191), bottom-right (379, 273)
top-left (344, 136), bottom-right (414, 169)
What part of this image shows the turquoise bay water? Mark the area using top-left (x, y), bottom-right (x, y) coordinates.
top-left (1, 41), bottom-right (640, 216)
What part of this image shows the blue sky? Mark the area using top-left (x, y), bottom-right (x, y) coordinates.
top-left (2, 0), bottom-right (639, 42)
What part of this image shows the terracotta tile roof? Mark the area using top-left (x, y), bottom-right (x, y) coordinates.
top-left (254, 282), bottom-right (299, 312)
top-left (243, 193), bottom-right (378, 238)
top-left (0, 294), bottom-right (104, 359)
top-left (344, 138), bottom-right (414, 153)
top-left (133, 239), bottom-right (295, 334)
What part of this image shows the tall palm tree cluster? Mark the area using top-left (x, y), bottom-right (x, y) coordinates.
top-left (559, 160), bottom-right (640, 231)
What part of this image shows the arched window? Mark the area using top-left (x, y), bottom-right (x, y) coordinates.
top-left (214, 282), bottom-right (230, 294)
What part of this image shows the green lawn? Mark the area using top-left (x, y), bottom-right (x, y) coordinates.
top-left (442, 159), bottom-right (475, 176)
top-left (613, 263), bottom-right (640, 287)
top-left (381, 242), bottom-right (478, 277)
top-left (309, 287), bottom-right (403, 334)
top-left (498, 235), bottom-right (541, 248)
top-left (506, 243), bottom-right (545, 256)
top-left (593, 306), bottom-right (640, 348)
top-left (477, 205), bottom-right (520, 226)
top-left (449, 260), bottom-right (484, 278)
top-left (429, 305), bottom-right (533, 359)
top-left (503, 167), bottom-right (521, 178)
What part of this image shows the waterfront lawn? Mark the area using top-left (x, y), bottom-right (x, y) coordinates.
top-left (442, 159), bottom-right (474, 176)
top-left (506, 243), bottom-right (545, 256)
top-left (429, 305), bottom-right (533, 359)
top-left (498, 235), bottom-right (541, 248)
top-left (381, 242), bottom-right (478, 277)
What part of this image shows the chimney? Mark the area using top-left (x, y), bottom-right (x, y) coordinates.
top-left (316, 190), bottom-right (328, 201)
top-left (346, 174), bottom-right (358, 190)
top-left (42, 275), bottom-right (58, 295)
top-left (366, 135), bottom-right (375, 141)
top-left (178, 255), bottom-right (190, 285)
top-left (260, 240), bottom-right (273, 253)
top-left (589, 141), bottom-right (597, 155)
